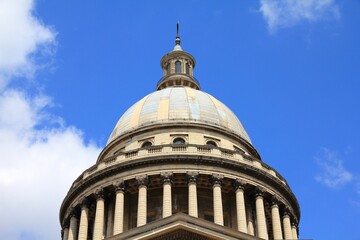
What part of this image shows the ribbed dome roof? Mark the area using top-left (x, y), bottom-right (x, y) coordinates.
top-left (107, 86), bottom-right (251, 144)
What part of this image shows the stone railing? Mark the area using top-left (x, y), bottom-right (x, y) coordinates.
top-left (76, 144), bottom-right (287, 189)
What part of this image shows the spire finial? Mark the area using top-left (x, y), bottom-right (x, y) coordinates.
top-left (176, 22), bottom-right (180, 37)
top-left (175, 22), bottom-right (181, 47)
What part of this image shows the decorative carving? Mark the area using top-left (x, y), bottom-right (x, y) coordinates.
top-left (79, 197), bottom-right (89, 209)
top-left (211, 174), bottom-right (223, 187)
top-left (282, 208), bottom-right (291, 217)
top-left (254, 187), bottom-right (265, 198)
top-left (234, 178), bottom-right (246, 191)
top-left (114, 179), bottom-right (125, 193)
top-left (161, 172), bottom-right (173, 184)
top-left (187, 171), bottom-right (199, 184)
top-left (95, 189), bottom-right (105, 199)
top-left (270, 196), bottom-right (280, 207)
top-left (136, 175), bottom-right (148, 187)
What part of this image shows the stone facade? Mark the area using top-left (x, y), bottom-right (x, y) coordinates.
top-left (60, 28), bottom-right (300, 240)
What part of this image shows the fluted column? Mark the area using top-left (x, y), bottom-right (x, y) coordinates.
top-left (270, 198), bottom-right (283, 240)
top-left (78, 199), bottom-right (89, 240)
top-left (283, 211), bottom-right (293, 240)
top-left (62, 224), bottom-right (69, 240)
top-left (113, 180), bottom-right (125, 235)
top-left (136, 175), bottom-right (148, 227)
top-left (234, 179), bottom-right (247, 233)
top-left (93, 190), bottom-right (105, 240)
top-left (255, 189), bottom-right (268, 240)
top-left (68, 213), bottom-right (78, 240)
top-left (162, 172), bottom-right (173, 218)
top-left (187, 172), bottom-right (198, 218)
top-left (212, 174), bottom-right (224, 226)
top-left (292, 222), bottom-right (298, 240)
top-left (246, 208), bottom-right (255, 236)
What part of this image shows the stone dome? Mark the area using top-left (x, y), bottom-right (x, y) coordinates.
top-left (107, 86), bottom-right (251, 144)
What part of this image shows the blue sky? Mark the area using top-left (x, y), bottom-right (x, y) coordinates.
top-left (0, 0), bottom-right (359, 239)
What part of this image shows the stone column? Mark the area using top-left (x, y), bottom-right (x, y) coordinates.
top-left (211, 174), bottom-right (224, 226)
top-left (62, 224), bottom-right (69, 240)
top-left (78, 200), bottom-right (89, 240)
top-left (255, 189), bottom-right (268, 240)
top-left (234, 179), bottom-right (247, 233)
top-left (187, 172), bottom-right (198, 218)
top-left (270, 198), bottom-right (283, 240)
top-left (93, 190), bottom-right (105, 240)
top-left (68, 213), bottom-right (78, 240)
top-left (292, 222), bottom-right (298, 240)
top-left (161, 172), bottom-right (173, 218)
top-left (113, 180), bottom-right (125, 235)
top-left (246, 208), bottom-right (255, 236)
top-left (136, 175), bottom-right (148, 227)
top-left (283, 211), bottom-right (293, 240)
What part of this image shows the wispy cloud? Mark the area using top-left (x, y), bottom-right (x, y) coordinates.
top-left (315, 148), bottom-right (353, 189)
top-left (258, 0), bottom-right (341, 33)
top-left (0, 0), bottom-right (56, 89)
top-left (0, 0), bottom-right (101, 239)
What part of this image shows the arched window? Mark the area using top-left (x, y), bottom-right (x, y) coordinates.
top-left (206, 140), bottom-right (217, 147)
top-left (142, 141), bottom-right (152, 148)
top-left (166, 63), bottom-right (171, 75)
top-left (173, 137), bottom-right (185, 145)
top-left (186, 63), bottom-right (190, 74)
top-left (175, 61), bottom-right (182, 73)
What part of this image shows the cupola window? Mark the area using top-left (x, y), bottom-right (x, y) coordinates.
top-left (186, 63), bottom-right (190, 74)
top-left (173, 137), bottom-right (185, 145)
top-left (175, 61), bottom-right (182, 73)
top-left (166, 63), bottom-right (171, 75)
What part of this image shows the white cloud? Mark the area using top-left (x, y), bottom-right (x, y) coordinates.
top-left (0, 1), bottom-right (102, 239)
top-left (259, 0), bottom-right (340, 33)
top-left (0, 0), bottom-right (56, 89)
top-left (315, 148), bottom-right (353, 189)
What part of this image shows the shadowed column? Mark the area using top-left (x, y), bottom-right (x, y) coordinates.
top-left (113, 180), bottom-right (125, 235)
top-left (93, 190), bottom-right (105, 240)
top-left (255, 188), bottom-right (268, 240)
top-left (78, 199), bottom-right (89, 240)
top-left (234, 179), bottom-right (248, 233)
top-left (136, 175), bottom-right (148, 227)
top-left (187, 172), bottom-right (199, 218)
top-left (212, 174), bottom-right (224, 226)
top-left (162, 172), bottom-right (173, 218)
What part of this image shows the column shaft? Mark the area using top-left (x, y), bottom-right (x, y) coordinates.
top-left (113, 191), bottom-right (125, 235)
top-left (236, 189), bottom-right (248, 233)
top-left (213, 184), bottom-right (224, 225)
top-left (137, 186), bottom-right (147, 226)
top-left (93, 197), bottom-right (105, 240)
top-left (78, 206), bottom-right (89, 240)
top-left (68, 216), bottom-right (78, 240)
top-left (283, 214), bottom-right (293, 240)
top-left (271, 204), bottom-right (283, 240)
top-left (255, 195), bottom-right (268, 240)
top-left (188, 182), bottom-right (198, 217)
top-left (163, 183), bottom-right (172, 218)
top-left (63, 228), bottom-right (69, 240)
top-left (292, 224), bottom-right (298, 239)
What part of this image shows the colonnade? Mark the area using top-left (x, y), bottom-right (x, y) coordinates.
top-left (62, 173), bottom-right (298, 240)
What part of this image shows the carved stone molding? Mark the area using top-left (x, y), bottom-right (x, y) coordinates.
top-left (95, 189), bottom-right (105, 199)
top-left (136, 175), bottom-right (148, 187)
top-left (161, 172), bottom-right (173, 184)
top-left (234, 178), bottom-right (246, 191)
top-left (114, 179), bottom-right (125, 193)
top-left (187, 171), bottom-right (199, 184)
top-left (211, 174), bottom-right (224, 187)
top-left (254, 187), bottom-right (265, 198)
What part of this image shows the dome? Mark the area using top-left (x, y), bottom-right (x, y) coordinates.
top-left (107, 86), bottom-right (251, 144)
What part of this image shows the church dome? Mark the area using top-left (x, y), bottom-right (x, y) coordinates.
top-left (107, 86), bottom-right (251, 144)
